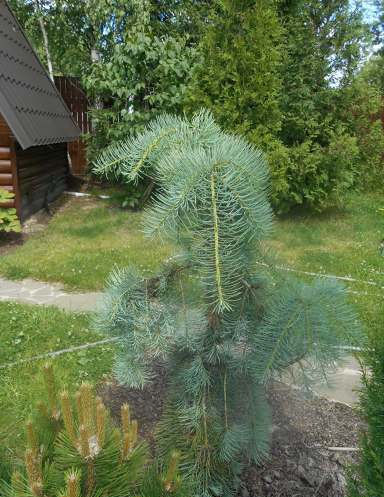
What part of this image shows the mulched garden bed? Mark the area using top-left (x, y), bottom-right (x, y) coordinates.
top-left (238, 382), bottom-right (361, 497)
top-left (99, 367), bottom-right (362, 497)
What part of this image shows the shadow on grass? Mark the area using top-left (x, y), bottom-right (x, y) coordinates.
top-left (275, 203), bottom-right (349, 223)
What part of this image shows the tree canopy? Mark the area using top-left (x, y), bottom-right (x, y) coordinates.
top-left (9, 0), bottom-right (383, 211)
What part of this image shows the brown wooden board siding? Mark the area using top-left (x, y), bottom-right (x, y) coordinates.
top-left (54, 76), bottom-right (90, 176)
top-left (68, 139), bottom-right (88, 176)
top-left (0, 112), bottom-right (19, 213)
top-left (16, 142), bottom-right (69, 221)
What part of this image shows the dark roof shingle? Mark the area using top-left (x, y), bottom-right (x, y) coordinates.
top-left (0, 0), bottom-right (81, 149)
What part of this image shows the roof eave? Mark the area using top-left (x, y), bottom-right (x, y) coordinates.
top-left (0, 91), bottom-right (32, 149)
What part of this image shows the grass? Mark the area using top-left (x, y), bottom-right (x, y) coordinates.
top-left (0, 301), bottom-right (115, 455)
top-left (1, 191), bottom-right (382, 293)
top-left (268, 191), bottom-right (384, 341)
top-left (270, 192), bottom-right (383, 286)
top-left (0, 191), bottom-right (382, 337)
top-left (0, 196), bottom-right (173, 291)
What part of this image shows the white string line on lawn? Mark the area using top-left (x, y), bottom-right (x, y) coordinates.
top-left (0, 341), bottom-right (363, 371)
top-left (0, 264), bottom-right (373, 370)
top-left (256, 261), bottom-right (384, 290)
top-left (0, 338), bottom-right (118, 370)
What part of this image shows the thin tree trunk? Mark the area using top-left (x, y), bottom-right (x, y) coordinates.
top-left (37, 11), bottom-right (54, 81)
top-left (91, 48), bottom-right (103, 110)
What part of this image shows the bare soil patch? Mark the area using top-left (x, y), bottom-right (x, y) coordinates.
top-left (99, 370), bottom-right (362, 497)
top-left (239, 382), bottom-right (361, 497)
top-left (98, 363), bottom-right (168, 450)
top-left (0, 231), bottom-right (24, 256)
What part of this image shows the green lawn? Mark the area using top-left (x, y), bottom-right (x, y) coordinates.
top-left (0, 196), bottom-right (173, 291)
top-left (0, 301), bottom-right (114, 455)
top-left (1, 192), bottom-right (382, 291)
top-left (2, 192), bottom-right (382, 294)
top-left (269, 191), bottom-right (384, 341)
top-left (270, 192), bottom-right (383, 287)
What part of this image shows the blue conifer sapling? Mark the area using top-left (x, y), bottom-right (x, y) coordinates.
top-left (94, 110), bottom-right (362, 496)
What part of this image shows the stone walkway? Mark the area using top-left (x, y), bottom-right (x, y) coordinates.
top-left (0, 276), bottom-right (362, 405)
top-left (0, 277), bottom-right (101, 312)
top-left (314, 356), bottom-right (362, 406)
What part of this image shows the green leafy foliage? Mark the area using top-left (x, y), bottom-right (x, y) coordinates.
top-left (185, 0), bottom-right (368, 212)
top-left (10, 0), bottom-right (380, 211)
top-left (84, 0), bottom-right (199, 159)
top-left (0, 364), bottom-right (190, 497)
top-left (10, 0), bottom-right (201, 163)
top-left (185, 0), bottom-right (282, 148)
top-left (269, 128), bottom-right (359, 212)
top-left (273, 0), bottom-right (367, 211)
top-left (348, 334), bottom-right (384, 496)
top-left (95, 111), bottom-right (362, 496)
top-left (0, 189), bottom-right (21, 233)
top-left (343, 56), bottom-right (384, 191)
top-left (8, 0), bottom-right (91, 76)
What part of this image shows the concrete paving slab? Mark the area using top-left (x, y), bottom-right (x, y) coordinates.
top-left (53, 293), bottom-right (101, 312)
top-left (287, 356), bottom-right (362, 406)
top-left (0, 277), bottom-right (102, 312)
top-left (312, 356), bottom-right (362, 405)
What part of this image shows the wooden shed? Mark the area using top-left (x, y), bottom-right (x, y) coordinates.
top-left (0, 0), bottom-right (81, 222)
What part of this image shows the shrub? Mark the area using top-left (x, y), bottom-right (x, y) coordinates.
top-left (184, 0), bottom-right (282, 149)
top-left (268, 129), bottom-right (359, 213)
top-left (0, 189), bottom-right (21, 233)
top-left (355, 120), bottom-right (384, 190)
top-left (85, 1), bottom-right (198, 161)
top-left (348, 331), bottom-right (384, 496)
top-left (344, 57), bottom-right (384, 191)
top-left (0, 363), bottom-right (190, 497)
top-left (95, 110), bottom-right (362, 496)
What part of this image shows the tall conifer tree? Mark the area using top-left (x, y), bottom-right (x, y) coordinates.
top-left (185, 0), bottom-right (283, 148)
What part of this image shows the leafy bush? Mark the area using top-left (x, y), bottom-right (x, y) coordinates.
top-left (1, 363), bottom-right (189, 497)
top-left (182, 0), bottom-right (366, 213)
top-left (86, 1), bottom-right (198, 161)
top-left (268, 129), bottom-right (359, 213)
top-left (95, 110), bottom-right (362, 496)
top-left (344, 57), bottom-right (384, 191)
top-left (348, 332), bottom-right (384, 496)
top-left (275, 0), bottom-right (366, 211)
top-left (357, 120), bottom-right (384, 190)
top-left (0, 189), bottom-right (21, 233)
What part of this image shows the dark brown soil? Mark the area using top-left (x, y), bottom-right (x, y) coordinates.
top-left (0, 231), bottom-right (24, 255)
top-left (238, 382), bottom-right (362, 497)
top-left (98, 364), bottom-right (168, 450)
top-left (99, 370), bottom-right (362, 497)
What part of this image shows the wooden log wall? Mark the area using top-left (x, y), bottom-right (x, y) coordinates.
top-left (16, 142), bottom-right (69, 221)
top-left (0, 113), bottom-right (20, 214)
top-left (0, 112), bottom-right (69, 222)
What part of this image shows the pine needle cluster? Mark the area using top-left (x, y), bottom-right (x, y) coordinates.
top-left (94, 110), bottom-right (363, 496)
top-left (1, 364), bottom-right (189, 497)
